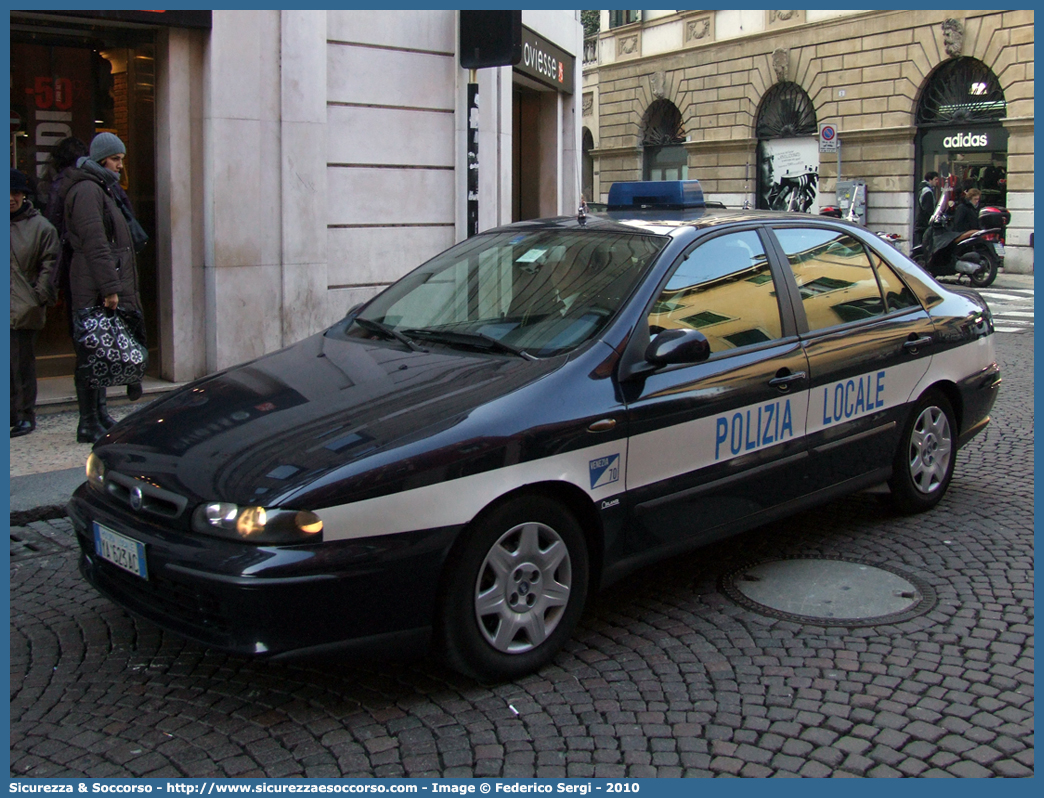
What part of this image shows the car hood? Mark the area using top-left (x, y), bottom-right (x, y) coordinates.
top-left (97, 331), bottom-right (561, 507)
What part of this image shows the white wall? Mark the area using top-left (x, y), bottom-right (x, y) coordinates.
top-left (325, 10), bottom-right (459, 324)
top-left (199, 10), bottom-right (581, 370)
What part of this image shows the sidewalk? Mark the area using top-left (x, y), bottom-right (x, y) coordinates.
top-left (9, 375), bottom-right (183, 521)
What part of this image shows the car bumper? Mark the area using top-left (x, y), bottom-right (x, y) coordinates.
top-left (69, 484), bottom-right (460, 660)
top-left (955, 360), bottom-right (1001, 448)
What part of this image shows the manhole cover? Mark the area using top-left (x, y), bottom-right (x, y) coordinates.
top-left (721, 557), bottom-right (936, 626)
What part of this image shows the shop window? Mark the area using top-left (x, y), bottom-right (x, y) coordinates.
top-left (649, 231), bottom-right (783, 354)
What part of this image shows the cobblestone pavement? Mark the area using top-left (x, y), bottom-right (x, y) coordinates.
top-left (11, 335), bottom-right (1033, 779)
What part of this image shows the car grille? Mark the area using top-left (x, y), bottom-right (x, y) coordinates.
top-left (105, 472), bottom-right (189, 521)
top-left (79, 535), bottom-right (232, 636)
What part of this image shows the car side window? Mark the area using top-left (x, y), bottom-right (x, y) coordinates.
top-left (648, 231), bottom-right (783, 354)
top-left (774, 228), bottom-right (890, 331)
top-left (871, 253), bottom-right (921, 313)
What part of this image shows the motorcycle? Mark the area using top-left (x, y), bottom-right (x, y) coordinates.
top-left (909, 187), bottom-right (1007, 288)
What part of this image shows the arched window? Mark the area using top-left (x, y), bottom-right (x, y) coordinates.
top-left (755, 83), bottom-right (819, 212)
top-left (755, 82), bottom-right (817, 140)
top-left (641, 99), bottom-right (687, 181)
top-left (916, 57), bottom-right (1006, 126)
top-left (581, 127), bottom-right (595, 203)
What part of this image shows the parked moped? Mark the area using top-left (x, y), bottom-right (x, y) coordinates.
top-left (909, 188), bottom-right (1007, 288)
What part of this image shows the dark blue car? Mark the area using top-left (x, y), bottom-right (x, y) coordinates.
top-left (70, 181), bottom-right (1000, 681)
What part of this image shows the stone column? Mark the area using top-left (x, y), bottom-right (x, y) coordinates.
top-left (279, 11), bottom-right (329, 343)
top-left (203, 10), bottom-right (282, 372)
top-left (155, 27), bottom-right (206, 382)
top-left (1003, 118), bottom-right (1034, 274)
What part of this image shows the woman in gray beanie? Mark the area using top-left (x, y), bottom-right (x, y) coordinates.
top-left (58, 132), bottom-right (146, 443)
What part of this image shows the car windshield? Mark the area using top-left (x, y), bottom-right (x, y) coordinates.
top-left (339, 229), bottom-right (667, 357)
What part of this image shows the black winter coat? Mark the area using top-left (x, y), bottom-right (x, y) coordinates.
top-left (59, 164), bottom-right (142, 315)
top-left (951, 200), bottom-right (980, 234)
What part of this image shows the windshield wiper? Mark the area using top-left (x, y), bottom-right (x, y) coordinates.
top-left (352, 317), bottom-right (427, 352)
top-left (404, 329), bottom-right (537, 360)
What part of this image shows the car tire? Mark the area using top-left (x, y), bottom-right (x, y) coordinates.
top-left (436, 494), bottom-right (589, 682)
top-left (885, 390), bottom-right (956, 514)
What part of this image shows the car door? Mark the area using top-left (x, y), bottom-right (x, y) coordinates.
top-left (767, 225), bottom-right (936, 492)
top-left (622, 228), bottom-right (812, 556)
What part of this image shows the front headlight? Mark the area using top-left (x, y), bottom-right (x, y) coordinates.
top-left (191, 502), bottom-right (323, 544)
top-left (86, 453), bottom-right (106, 493)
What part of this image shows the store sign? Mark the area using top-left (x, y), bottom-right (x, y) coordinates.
top-left (34, 10), bottom-right (212, 29)
top-left (943, 132), bottom-right (989, 149)
top-left (514, 27), bottom-right (574, 94)
top-left (922, 125), bottom-right (1006, 153)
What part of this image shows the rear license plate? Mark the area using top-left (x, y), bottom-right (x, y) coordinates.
top-left (94, 522), bottom-right (148, 580)
top-left (994, 243), bottom-right (1005, 258)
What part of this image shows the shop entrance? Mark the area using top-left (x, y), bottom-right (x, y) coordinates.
top-left (11, 23), bottom-right (157, 379)
top-left (512, 85), bottom-right (540, 221)
top-left (915, 57), bottom-right (1008, 208)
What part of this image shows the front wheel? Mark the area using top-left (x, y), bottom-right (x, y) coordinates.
top-left (885, 390), bottom-right (956, 514)
top-left (969, 247), bottom-right (999, 288)
top-left (436, 495), bottom-right (589, 681)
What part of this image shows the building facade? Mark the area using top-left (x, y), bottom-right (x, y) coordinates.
top-left (581, 9), bottom-right (1033, 272)
top-left (10, 10), bottom-right (583, 383)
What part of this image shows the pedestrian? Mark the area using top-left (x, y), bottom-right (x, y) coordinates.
top-left (914, 171), bottom-right (942, 245)
top-left (59, 132), bottom-right (145, 443)
top-left (10, 168), bottom-right (60, 438)
top-left (952, 187), bottom-right (982, 234)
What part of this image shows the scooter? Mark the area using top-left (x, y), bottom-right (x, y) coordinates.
top-left (909, 189), bottom-right (1005, 288)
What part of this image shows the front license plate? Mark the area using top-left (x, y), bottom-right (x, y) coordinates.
top-left (994, 243), bottom-right (1005, 259)
top-left (94, 522), bottom-right (148, 580)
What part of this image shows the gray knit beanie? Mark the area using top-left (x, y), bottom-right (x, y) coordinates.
top-left (89, 132), bottom-right (126, 163)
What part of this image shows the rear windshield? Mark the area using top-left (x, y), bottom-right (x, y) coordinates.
top-left (339, 229), bottom-right (667, 357)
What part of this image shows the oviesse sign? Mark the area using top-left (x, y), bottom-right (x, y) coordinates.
top-left (515, 27), bottom-right (574, 94)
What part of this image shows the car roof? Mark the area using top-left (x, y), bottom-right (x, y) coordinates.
top-left (485, 208), bottom-right (869, 239)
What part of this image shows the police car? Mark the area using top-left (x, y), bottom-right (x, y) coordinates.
top-left (70, 180), bottom-right (1000, 681)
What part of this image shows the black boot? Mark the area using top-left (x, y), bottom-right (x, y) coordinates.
top-left (97, 389), bottom-right (117, 430)
top-left (75, 375), bottom-right (107, 444)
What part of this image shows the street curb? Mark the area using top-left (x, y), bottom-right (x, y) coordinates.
top-left (11, 505), bottom-right (69, 528)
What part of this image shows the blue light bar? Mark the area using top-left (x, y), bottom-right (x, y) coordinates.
top-left (607, 179), bottom-right (705, 211)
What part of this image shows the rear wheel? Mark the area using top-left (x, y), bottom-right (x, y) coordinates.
top-left (968, 247), bottom-right (999, 288)
top-left (437, 495), bottom-right (589, 681)
top-left (886, 390), bottom-right (956, 514)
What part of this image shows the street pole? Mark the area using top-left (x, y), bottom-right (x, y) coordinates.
top-left (836, 137), bottom-right (841, 186)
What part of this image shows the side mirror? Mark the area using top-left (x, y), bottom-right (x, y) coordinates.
top-left (645, 328), bottom-right (711, 366)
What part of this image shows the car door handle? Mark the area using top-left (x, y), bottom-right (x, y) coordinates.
top-left (768, 371), bottom-right (806, 392)
top-left (903, 335), bottom-right (933, 353)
